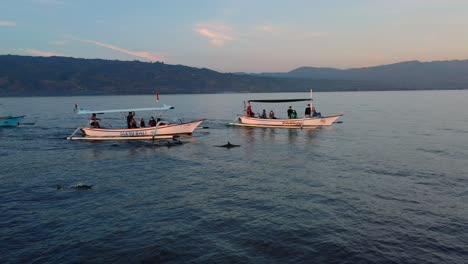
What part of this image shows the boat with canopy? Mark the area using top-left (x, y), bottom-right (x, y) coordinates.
top-left (0, 115), bottom-right (25, 127)
top-left (229, 91), bottom-right (342, 128)
top-left (67, 104), bottom-right (205, 141)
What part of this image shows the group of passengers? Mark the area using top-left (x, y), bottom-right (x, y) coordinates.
top-left (126, 112), bottom-right (164, 128)
top-left (246, 103), bottom-right (321, 119)
top-left (289, 104), bottom-right (321, 119)
top-left (257, 109), bottom-right (277, 119)
top-left (89, 112), bottom-right (165, 129)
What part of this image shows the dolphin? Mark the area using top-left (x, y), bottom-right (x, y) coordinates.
top-left (215, 141), bottom-right (241, 148)
top-left (57, 184), bottom-right (93, 190)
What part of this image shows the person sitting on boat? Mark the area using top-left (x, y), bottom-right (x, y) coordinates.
top-left (305, 104), bottom-right (312, 118)
top-left (149, 116), bottom-right (157, 127)
top-left (90, 113), bottom-right (101, 128)
top-left (246, 103), bottom-right (255, 117)
top-left (156, 118), bottom-right (167, 126)
top-left (312, 106), bottom-right (322, 117)
top-left (291, 109), bottom-right (298, 119)
top-left (269, 110), bottom-right (276, 119)
top-left (260, 109), bottom-right (267, 119)
top-left (287, 106), bottom-right (293, 119)
top-left (140, 117), bottom-right (146, 127)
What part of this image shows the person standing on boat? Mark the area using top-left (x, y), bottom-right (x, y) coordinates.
top-left (90, 113), bottom-right (101, 128)
top-left (260, 109), bottom-right (267, 119)
top-left (127, 112), bottom-right (134, 129)
top-left (246, 103), bottom-right (254, 117)
top-left (287, 106), bottom-right (293, 119)
top-left (127, 112), bottom-right (137, 128)
top-left (305, 104), bottom-right (312, 118)
top-left (149, 116), bottom-right (157, 127)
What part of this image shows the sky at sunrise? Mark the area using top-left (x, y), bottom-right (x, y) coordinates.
top-left (1, 0), bottom-right (468, 72)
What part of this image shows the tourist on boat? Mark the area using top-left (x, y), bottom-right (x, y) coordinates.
top-left (260, 109), bottom-right (267, 119)
top-left (269, 110), bottom-right (276, 119)
top-left (156, 118), bottom-right (166, 126)
top-left (127, 112), bottom-right (137, 128)
top-left (130, 118), bottom-right (137, 128)
top-left (246, 103), bottom-right (254, 117)
top-left (312, 106), bottom-right (322, 117)
top-left (149, 116), bottom-right (157, 127)
top-left (287, 106), bottom-right (293, 119)
top-left (305, 104), bottom-right (312, 117)
top-left (291, 110), bottom-right (298, 119)
top-left (127, 112), bottom-right (134, 129)
top-left (90, 113), bottom-right (101, 128)
top-left (140, 118), bottom-right (146, 127)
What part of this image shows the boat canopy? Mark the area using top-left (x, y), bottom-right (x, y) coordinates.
top-left (248, 99), bottom-right (311, 103)
top-left (76, 104), bottom-right (174, 115)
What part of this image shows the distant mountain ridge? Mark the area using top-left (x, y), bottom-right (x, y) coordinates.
top-left (0, 55), bottom-right (467, 96)
top-left (259, 60), bottom-right (468, 89)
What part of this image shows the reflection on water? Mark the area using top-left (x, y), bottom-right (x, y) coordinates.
top-left (287, 129), bottom-right (299, 143)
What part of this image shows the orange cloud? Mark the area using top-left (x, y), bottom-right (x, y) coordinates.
top-left (0, 21), bottom-right (16, 27)
top-left (22, 49), bottom-right (63, 57)
top-left (78, 38), bottom-right (165, 61)
top-left (194, 23), bottom-right (235, 46)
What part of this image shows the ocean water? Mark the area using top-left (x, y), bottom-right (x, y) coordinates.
top-left (1, 91), bottom-right (467, 263)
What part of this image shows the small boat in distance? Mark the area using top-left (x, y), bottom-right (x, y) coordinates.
top-left (229, 91), bottom-right (342, 129)
top-left (67, 104), bottom-right (205, 141)
top-left (0, 115), bottom-right (25, 127)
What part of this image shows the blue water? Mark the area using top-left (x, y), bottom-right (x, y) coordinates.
top-left (1, 91), bottom-right (467, 263)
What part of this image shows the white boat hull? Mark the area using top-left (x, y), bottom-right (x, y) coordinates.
top-left (232, 115), bottom-right (342, 128)
top-left (80, 119), bottom-right (205, 138)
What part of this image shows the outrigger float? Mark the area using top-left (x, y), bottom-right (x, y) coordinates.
top-left (229, 91), bottom-right (342, 129)
top-left (67, 105), bottom-right (205, 141)
top-left (0, 115), bottom-right (25, 127)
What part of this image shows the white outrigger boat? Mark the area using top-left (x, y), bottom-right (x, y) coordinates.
top-left (67, 104), bottom-right (205, 141)
top-left (229, 91), bottom-right (342, 129)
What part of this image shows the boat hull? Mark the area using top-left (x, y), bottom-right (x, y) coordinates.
top-left (80, 119), bottom-right (205, 138)
top-left (233, 115), bottom-right (342, 128)
top-left (0, 116), bottom-right (25, 127)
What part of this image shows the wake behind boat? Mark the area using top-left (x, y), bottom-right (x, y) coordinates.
top-left (67, 104), bottom-right (205, 141)
top-left (229, 91), bottom-right (342, 129)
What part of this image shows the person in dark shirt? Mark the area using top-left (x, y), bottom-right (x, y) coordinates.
top-left (126, 112), bottom-right (134, 129)
top-left (90, 113), bottom-right (101, 128)
top-left (140, 118), bottom-right (146, 127)
top-left (148, 116), bottom-right (157, 127)
top-left (287, 106), bottom-right (293, 119)
top-left (156, 118), bottom-right (166, 125)
top-left (305, 104), bottom-right (311, 117)
top-left (260, 109), bottom-right (267, 119)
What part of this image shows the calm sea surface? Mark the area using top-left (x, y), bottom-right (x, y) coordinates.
top-left (1, 91), bottom-right (467, 263)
